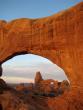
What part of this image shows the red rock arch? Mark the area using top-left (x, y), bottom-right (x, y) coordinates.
top-left (0, 2), bottom-right (83, 93)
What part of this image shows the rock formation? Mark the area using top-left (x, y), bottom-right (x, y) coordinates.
top-left (15, 83), bottom-right (25, 91)
top-left (60, 80), bottom-right (70, 91)
top-left (0, 78), bottom-right (8, 93)
top-left (35, 71), bottom-right (43, 84)
top-left (35, 79), bottom-right (58, 94)
top-left (16, 83), bottom-right (34, 93)
top-left (34, 72), bottom-right (70, 95)
top-left (0, 2), bottom-right (82, 90)
top-left (0, 78), bottom-right (7, 88)
top-left (0, 91), bottom-right (33, 110)
top-left (25, 83), bottom-right (34, 91)
top-left (0, 2), bottom-right (83, 110)
top-left (0, 2), bottom-right (83, 89)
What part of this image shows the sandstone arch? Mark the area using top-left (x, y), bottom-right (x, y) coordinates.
top-left (0, 2), bottom-right (83, 93)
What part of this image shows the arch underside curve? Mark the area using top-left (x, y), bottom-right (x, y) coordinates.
top-left (0, 2), bottom-right (83, 98)
top-left (0, 48), bottom-right (82, 90)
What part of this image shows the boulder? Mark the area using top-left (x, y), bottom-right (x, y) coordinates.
top-left (0, 78), bottom-right (7, 88)
top-left (0, 78), bottom-right (8, 94)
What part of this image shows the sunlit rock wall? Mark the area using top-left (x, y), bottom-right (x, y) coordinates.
top-left (0, 1), bottom-right (83, 95)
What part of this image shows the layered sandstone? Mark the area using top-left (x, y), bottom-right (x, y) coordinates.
top-left (0, 2), bottom-right (83, 89)
top-left (0, 2), bottom-right (83, 110)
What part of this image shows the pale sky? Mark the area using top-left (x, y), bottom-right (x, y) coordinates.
top-left (0, 0), bottom-right (81, 83)
top-left (2, 54), bottom-right (68, 83)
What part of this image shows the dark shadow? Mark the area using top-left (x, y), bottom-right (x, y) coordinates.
top-left (1, 51), bottom-right (27, 64)
top-left (0, 104), bottom-right (3, 110)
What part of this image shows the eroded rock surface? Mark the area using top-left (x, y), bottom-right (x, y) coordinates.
top-left (34, 72), bottom-right (70, 96)
top-left (0, 2), bottom-right (83, 110)
top-left (0, 2), bottom-right (83, 89)
top-left (35, 71), bottom-right (43, 84)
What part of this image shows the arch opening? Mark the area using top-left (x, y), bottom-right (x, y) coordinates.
top-left (2, 54), bottom-right (69, 84)
top-left (1, 54), bottom-right (70, 98)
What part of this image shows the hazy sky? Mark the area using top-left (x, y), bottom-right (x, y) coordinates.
top-left (2, 54), bottom-right (68, 83)
top-left (0, 0), bottom-right (82, 83)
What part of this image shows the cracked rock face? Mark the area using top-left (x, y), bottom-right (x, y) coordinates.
top-left (0, 2), bottom-right (83, 110)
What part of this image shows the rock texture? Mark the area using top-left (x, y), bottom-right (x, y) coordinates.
top-left (0, 2), bottom-right (83, 110)
top-left (34, 72), bottom-right (70, 95)
top-left (35, 79), bottom-right (59, 94)
top-left (0, 91), bottom-right (33, 110)
top-left (0, 78), bottom-right (7, 88)
top-left (35, 71), bottom-right (43, 84)
top-left (0, 2), bottom-right (83, 89)
top-left (15, 83), bottom-right (26, 91)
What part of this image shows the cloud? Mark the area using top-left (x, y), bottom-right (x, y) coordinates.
top-left (2, 62), bottom-right (68, 83)
top-left (2, 55), bottom-right (68, 83)
top-left (1, 76), bottom-right (34, 84)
